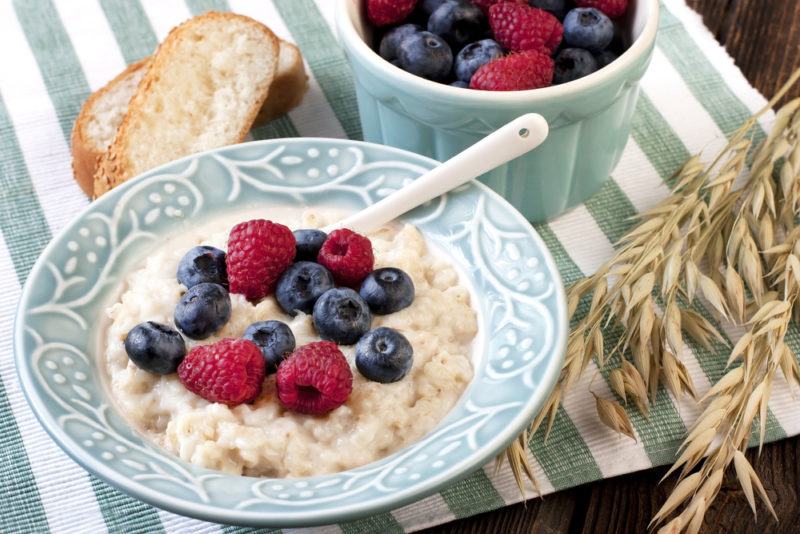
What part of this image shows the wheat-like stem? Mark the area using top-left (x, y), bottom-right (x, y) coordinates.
top-left (502, 69), bottom-right (800, 533)
top-left (653, 99), bottom-right (800, 531)
top-left (533, 124), bottom-right (749, 443)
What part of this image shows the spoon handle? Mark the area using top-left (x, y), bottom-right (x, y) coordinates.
top-left (324, 113), bottom-right (549, 235)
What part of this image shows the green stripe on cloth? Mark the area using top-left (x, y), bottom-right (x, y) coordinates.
top-left (535, 224), bottom-right (585, 286)
top-left (782, 328), bottom-right (800, 390)
top-left (543, 189), bottom-right (689, 466)
top-left (630, 93), bottom-right (691, 181)
top-left (98, 0), bottom-right (158, 64)
top-left (184, 0), bottom-right (227, 14)
top-left (1, 2), bottom-right (793, 531)
top-left (273, 0), bottom-right (362, 140)
top-left (584, 180), bottom-right (785, 446)
top-left (529, 406), bottom-right (604, 488)
top-left (251, 120), bottom-right (302, 141)
top-left (658, 3), bottom-right (765, 143)
top-left (0, 91), bottom-right (54, 534)
top-left (529, 225), bottom-right (604, 487)
top-left (659, 5), bottom-right (800, 440)
top-left (340, 513), bottom-right (405, 534)
top-left (12, 0), bottom-right (90, 141)
top-left (571, 185), bottom-right (689, 461)
top-left (624, 41), bottom-right (788, 441)
top-left (673, 296), bottom-right (786, 443)
top-left (89, 478), bottom-right (165, 534)
top-left (221, 525), bottom-right (280, 534)
top-left (183, 0), bottom-right (301, 139)
top-left (438, 469), bottom-right (505, 517)
top-left (0, 96), bottom-right (54, 532)
top-left (13, 1), bottom-right (172, 529)
top-left (0, 97), bottom-right (52, 278)
top-left (0, 378), bottom-right (49, 532)
top-left (584, 180), bottom-right (639, 244)
top-left (594, 325), bottom-right (687, 463)
top-left (586, 184), bottom-right (779, 458)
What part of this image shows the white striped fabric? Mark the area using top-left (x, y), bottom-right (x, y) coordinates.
top-left (55, 0), bottom-right (127, 91)
top-left (0, 0), bottom-right (88, 232)
top-left (641, 49), bottom-right (728, 153)
top-left (228, 0), bottom-right (349, 139)
top-left (1, 1), bottom-right (797, 533)
top-left (0, 236), bottom-right (108, 533)
top-left (140, 0), bottom-right (193, 40)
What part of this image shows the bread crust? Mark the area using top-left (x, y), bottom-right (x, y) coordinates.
top-left (71, 59), bottom-right (148, 196)
top-left (255, 42), bottom-right (308, 124)
top-left (72, 42), bottom-right (307, 196)
top-left (93, 12), bottom-right (280, 198)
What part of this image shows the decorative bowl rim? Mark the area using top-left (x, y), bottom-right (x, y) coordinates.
top-left (14, 138), bottom-right (567, 526)
top-left (335, 0), bottom-right (660, 104)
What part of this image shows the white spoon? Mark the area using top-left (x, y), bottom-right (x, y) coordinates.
top-left (323, 113), bottom-right (549, 235)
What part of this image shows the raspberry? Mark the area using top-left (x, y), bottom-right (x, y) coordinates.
top-left (575, 0), bottom-right (628, 19)
top-left (227, 219), bottom-right (295, 301)
top-left (276, 341), bottom-right (353, 415)
top-left (488, 2), bottom-right (563, 53)
top-left (367, 0), bottom-right (418, 27)
top-left (317, 229), bottom-right (374, 288)
top-left (470, 50), bottom-right (554, 91)
top-left (178, 338), bottom-right (265, 406)
top-left (472, 0), bottom-right (525, 16)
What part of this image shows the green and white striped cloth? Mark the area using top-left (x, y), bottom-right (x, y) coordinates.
top-left (1, 0), bottom-right (798, 532)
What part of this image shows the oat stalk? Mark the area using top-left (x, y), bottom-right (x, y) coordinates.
top-left (502, 67), bottom-right (800, 532)
top-left (654, 90), bottom-right (800, 531)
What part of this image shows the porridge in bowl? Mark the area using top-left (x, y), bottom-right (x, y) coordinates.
top-left (103, 208), bottom-right (477, 477)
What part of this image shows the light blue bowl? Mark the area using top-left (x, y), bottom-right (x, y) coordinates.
top-left (15, 139), bottom-right (566, 527)
top-left (336, 0), bottom-right (660, 222)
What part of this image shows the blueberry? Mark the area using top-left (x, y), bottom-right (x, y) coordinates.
top-left (450, 80), bottom-right (469, 88)
top-left (177, 246), bottom-right (227, 289)
top-left (428, 1), bottom-right (487, 52)
top-left (553, 48), bottom-right (598, 84)
top-left (312, 287), bottom-right (372, 345)
top-left (563, 8), bottom-right (614, 52)
top-left (276, 261), bottom-right (335, 316)
top-left (529, 0), bottom-right (570, 20)
top-left (594, 49), bottom-right (618, 68)
top-left (124, 322), bottom-right (186, 374)
top-left (454, 39), bottom-right (503, 82)
top-left (379, 24), bottom-right (422, 61)
top-left (293, 229), bottom-right (328, 262)
top-left (397, 31), bottom-right (453, 81)
top-left (359, 268), bottom-right (415, 315)
top-left (355, 327), bottom-right (414, 383)
top-left (174, 282), bottom-right (231, 339)
top-left (243, 320), bottom-right (295, 373)
top-left (421, 0), bottom-right (465, 15)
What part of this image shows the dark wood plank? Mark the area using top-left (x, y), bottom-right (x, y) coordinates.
top-left (684, 0), bottom-right (734, 36)
top-left (529, 492), bottom-right (580, 534)
top-left (419, 486), bottom-right (580, 534)
top-left (578, 440), bottom-right (800, 533)
top-left (687, 0), bottom-right (800, 105)
top-left (425, 1), bottom-right (800, 532)
top-left (422, 438), bottom-right (800, 533)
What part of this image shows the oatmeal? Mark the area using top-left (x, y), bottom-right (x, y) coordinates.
top-left (103, 209), bottom-right (477, 477)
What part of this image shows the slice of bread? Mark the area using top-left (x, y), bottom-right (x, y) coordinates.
top-left (254, 41), bottom-right (307, 125)
top-left (93, 12), bottom-right (281, 198)
top-left (72, 40), bottom-right (306, 196)
top-left (71, 41), bottom-right (308, 196)
top-left (71, 60), bottom-right (149, 196)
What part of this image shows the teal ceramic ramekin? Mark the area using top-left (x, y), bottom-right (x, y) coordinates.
top-left (335, 0), bottom-right (660, 222)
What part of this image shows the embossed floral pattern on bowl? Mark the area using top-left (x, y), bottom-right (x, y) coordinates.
top-left (15, 139), bottom-right (567, 527)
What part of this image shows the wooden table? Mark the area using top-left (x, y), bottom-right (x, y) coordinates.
top-left (424, 1), bottom-right (800, 532)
